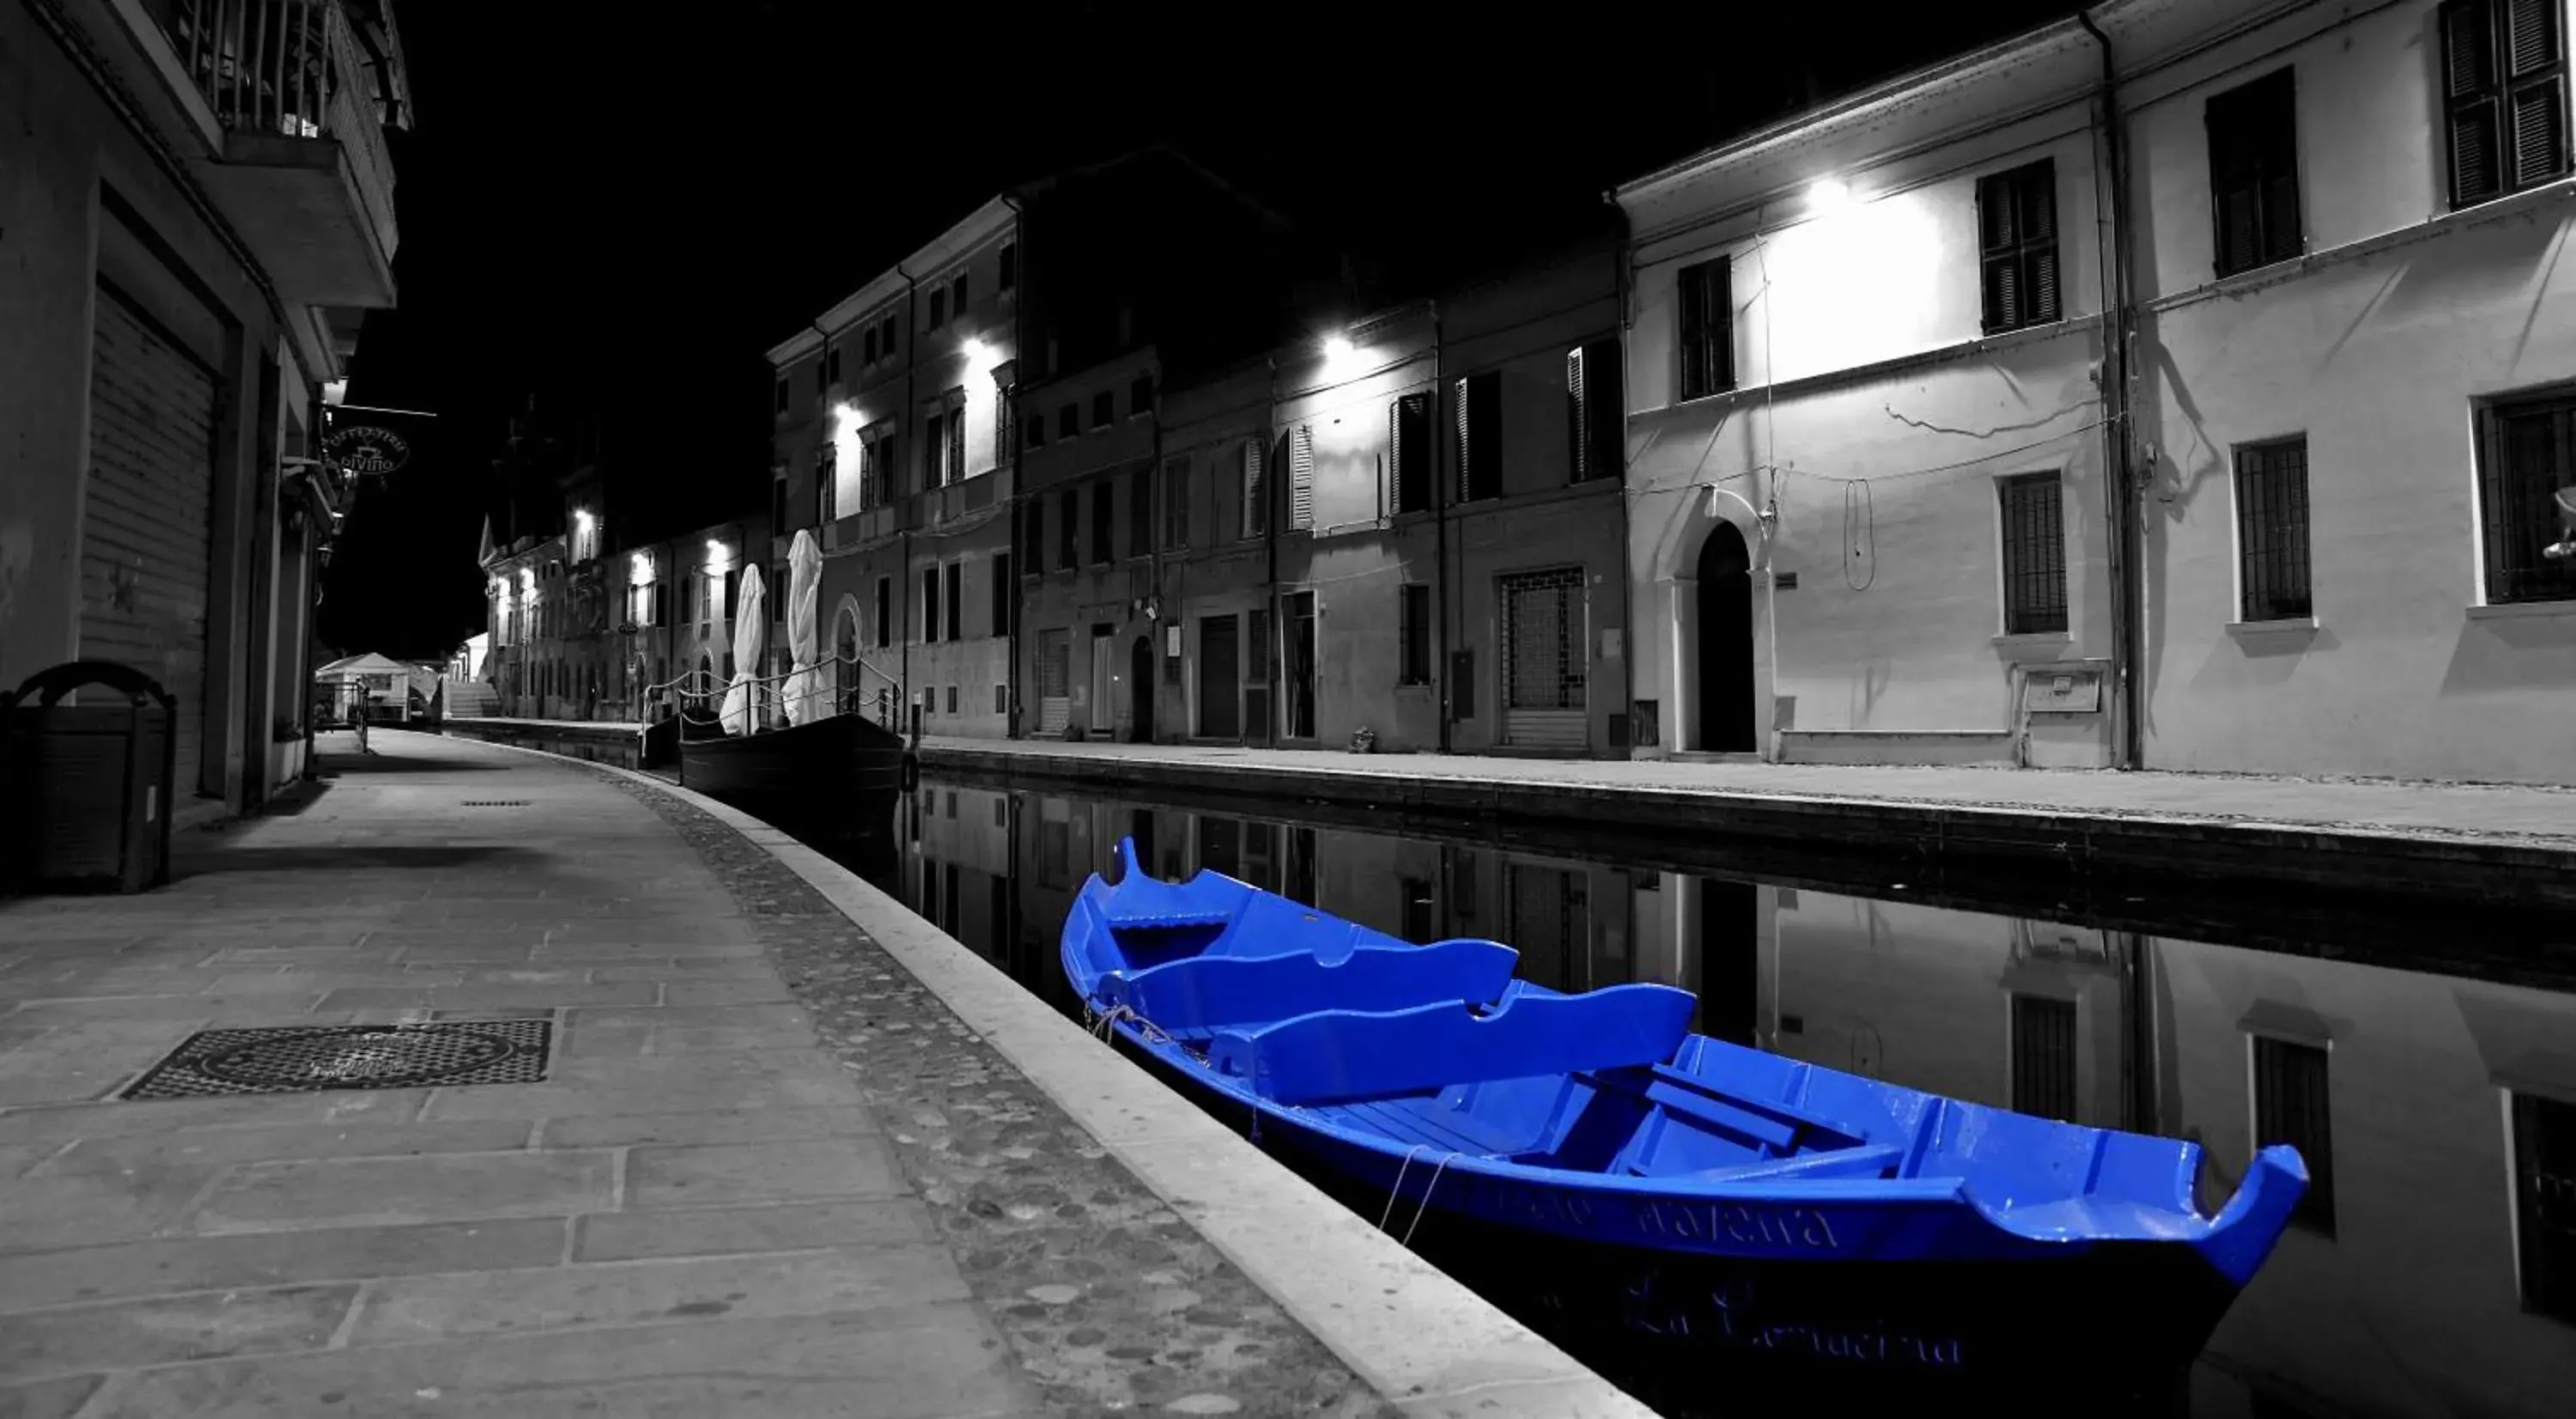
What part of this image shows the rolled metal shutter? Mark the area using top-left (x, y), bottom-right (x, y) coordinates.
top-left (1036, 628), bottom-right (1070, 735)
top-left (1499, 567), bottom-right (1589, 751)
top-left (82, 287), bottom-right (218, 795)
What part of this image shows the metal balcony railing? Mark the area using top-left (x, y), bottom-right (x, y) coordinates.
top-left (149, 0), bottom-right (347, 138)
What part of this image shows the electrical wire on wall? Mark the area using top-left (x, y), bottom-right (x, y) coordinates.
top-left (1843, 478), bottom-right (1875, 590)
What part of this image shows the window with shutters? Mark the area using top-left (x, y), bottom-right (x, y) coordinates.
top-left (1091, 480), bottom-right (1115, 564)
top-left (1242, 438), bottom-right (1267, 539)
top-left (1129, 466), bottom-right (1152, 557)
top-left (1059, 404), bottom-right (1078, 440)
top-left (2511, 1090), bottom-right (2576, 1324)
top-left (1163, 455), bottom-right (1191, 548)
top-left (996, 381), bottom-right (1016, 469)
top-left (921, 567), bottom-right (940, 643)
top-left (2234, 437), bottom-right (2312, 621)
top-left (1566, 339), bottom-right (1624, 482)
top-left (2476, 390), bottom-right (2576, 604)
top-left (1024, 413), bottom-right (1045, 450)
top-left (824, 344), bottom-right (842, 387)
top-left (945, 394), bottom-right (967, 484)
top-left (1999, 472), bottom-right (2068, 635)
top-left (951, 273), bottom-right (968, 320)
top-left (1288, 424), bottom-right (1315, 531)
top-left (1455, 371), bottom-right (1502, 502)
top-left (863, 326), bottom-right (878, 364)
top-left (2443, 0), bottom-right (2571, 209)
top-left (1978, 160), bottom-right (2061, 333)
top-left (1130, 375), bottom-right (1155, 418)
top-left (875, 576), bottom-right (890, 648)
top-left (1398, 582), bottom-right (1431, 685)
top-left (990, 555), bottom-right (1012, 637)
top-left (2253, 1036), bottom-right (2336, 1235)
top-left (944, 561), bottom-right (963, 642)
top-left (1091, 391), bottom-right (1115, 429)
top-left (927, 287), bottom-right (946, 330)
top-left (1390, 393), bottom-right (1431, 515)
top-left (1676, 258), bottom-right (1733, 400)
top-left (815, 443), bottom-right (836, 526)
top-left (1058, 488), bottom-right (1078, 569)
top-left (2206, 69), bottom-right (2302, 277)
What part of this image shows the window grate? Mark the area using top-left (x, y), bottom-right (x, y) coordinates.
top-left (2481, 394), bottom-right (2576, 605)
top-left (1999, 472), bottom-right (2068, 635)
top-left (1499, 567), bottom-right (1587, 710)
top-left (2010, 996), bottom-right (2079, 1124)
top-left (2235, 437), bottom-right (2313, 620)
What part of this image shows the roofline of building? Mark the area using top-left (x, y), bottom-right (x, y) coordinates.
top-left (764, 195), bottom-right (1019, 365)
top-left (1613, 3), bottom-right (2123, 206)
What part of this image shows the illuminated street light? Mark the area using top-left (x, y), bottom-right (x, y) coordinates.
top-left (1808, 178), bottom-right (1853, 209)
top-left (1322, 335), bottom-right (1354, 361)
top-left (961, 337), bottom-right (988, 362)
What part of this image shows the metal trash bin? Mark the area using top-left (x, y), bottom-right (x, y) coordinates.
top-left (1, 660), bottom-right (178, 894)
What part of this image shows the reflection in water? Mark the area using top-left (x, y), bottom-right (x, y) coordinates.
top-left (769, 779), bottom-right (2576, 1419)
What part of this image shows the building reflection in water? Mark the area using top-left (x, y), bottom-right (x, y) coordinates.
top-left (779, 778), bottom-right (2576, 1419)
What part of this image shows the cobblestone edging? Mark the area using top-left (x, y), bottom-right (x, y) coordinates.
top-left (598, 771), bottom-right (1396, 1419)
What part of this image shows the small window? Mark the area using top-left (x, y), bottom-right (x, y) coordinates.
top-left (1398, 582), bottom-right (1431, 685)
top-left (2511, 1090), bottom-right (2576, 1323)
top-left (990, 554), bottom-right (1012, 637)
top-left (1024, 412), bottom-right (1046, 450)
top-left (945, 401), bottom-right (967, 484)
top-left (1059, 404), bottom-right (1079, 440)
top-left (1978, 160), bottom-right (2061, 333)
top-left (879, 315), bottom-right (897, 359)
top-left (2207, 68), bottom-right (2303, 277)
top-left (1676, 258), bottom-right (1734, 400)
top-left (1390, 393), bottom-right (1431, 515)
top-left (774, 376), bottom-right (790, 415)
top-left (1091, 391), bottom-right (1115, 429)
top-left (927, 288), bottom-right (946, 330)
top-left (825, 344), bottom-right (842, 387)
top-left (1091, 479), bottom-right (1115, 564)
top-left (863, 326), bottom-right (878, 363)
top-left (1999, 472), bottom-right (2068, 635)
top-left (2254, 1036), bottom-right (2336, 1236)
top-left (998, 241), bottom-right (1018, 291)
top-left (921, 567), bottom-right (940, 643)
top-left (1241, 439), bottom-right (1267, 539)
top-left (815, 443), bottom-right (837, 526)
top-left (1163, 454), bottom-right (1191, 549)
top-left (951, 273), bottom-right (969, 320)
top-left (995, 683), bottom-right (1009, 715)
top-left (1130, 374), bottom-right (1155, 417)
top-left (944, 560), bottom-right (962, 643)
top-left (946, 685), bottom-right (958, 714)
top-left (2234, 437), bottom-right (2312, 621)
top-left (1057, 488), bottom-right (1078, 569)
top-left (1567, 338), bottom-right (1624, 482)
top-left (2479, 390), bottom-right (2576, 605)
top-left (1022, 498), bottom-right (1045, 573)
top-left (2442, 0), bottom-right (2572, 209)
top-left (1455, 370), bottom-right (1502, 502)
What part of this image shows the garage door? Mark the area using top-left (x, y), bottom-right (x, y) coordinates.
top-left (82, 286), bottom-right (218, 797)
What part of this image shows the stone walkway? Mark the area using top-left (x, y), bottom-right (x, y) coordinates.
top-left (918, 736), bottom-right (2576, 845)
top-left (0, 730), bottom-right (1385, 1418)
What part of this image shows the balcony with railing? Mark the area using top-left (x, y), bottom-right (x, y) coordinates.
top-left (137, 0), bottom-right (405, 309)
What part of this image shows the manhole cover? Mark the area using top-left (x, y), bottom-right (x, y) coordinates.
top-left (121, 1020), bottom-right (553, 1099)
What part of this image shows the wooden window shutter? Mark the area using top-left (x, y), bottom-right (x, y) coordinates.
top-left (1456, 372), bottom-right (1502, 502)
top-left (1566, 346), bottom-right (1589, 481)
top-left (1390, 393), bottom-right (1430, 515)
top-left (1242, 439), bottom-right (1266, 538)
top-left (1290, 424), bottom-right (1315, 530)
top-left (2445, 0), bottom-right (2572, 206)
top-left (1454, 376), bottom-right (1473, 502)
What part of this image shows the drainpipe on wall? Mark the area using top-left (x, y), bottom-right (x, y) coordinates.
top-left (1146, 371), bottom-right (1163, 746)
top-left (1000, 194), bottom-right (1024, 740)
top-left (1603, 203), bottom-right (1637, 759)
top-left (300, 385), bottom-right (327, 781)
top-left (2079, 9), bottom-right (2145, 771)
top-left (897, 264), bottom-right (919, 744)
top-left (1263, 354), bottom-right (1279, 750)
top-left (1431, 298), bottom-right (1449, 755)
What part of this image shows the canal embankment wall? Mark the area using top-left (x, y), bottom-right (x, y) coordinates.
top-left (918, 740), bottom-right (2576, 917)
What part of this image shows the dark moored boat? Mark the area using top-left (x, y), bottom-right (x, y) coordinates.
top-left (677, 710), bottom-right (909, 811)
top-left (1061, 837), bottom-right (2307, 1401)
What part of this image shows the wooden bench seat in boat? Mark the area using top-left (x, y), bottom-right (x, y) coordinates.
top-left (1098, 938), bottom-right (1520, 1035)
top-left (1207, 983), bottom-right (1697, 1107)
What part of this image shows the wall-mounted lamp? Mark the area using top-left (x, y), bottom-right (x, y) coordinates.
top-left (960, 337), bottom-right (988, 363)
top-left (1321, 335), bottom-right (1354, 361)
top-left (321, 380), bottom-right (347, 407)
top-left (1807, 178), bottom-right (1853, 210)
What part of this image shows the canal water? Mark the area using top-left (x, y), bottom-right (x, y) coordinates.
top-left (760, 773), bottom-right (2575, 1419)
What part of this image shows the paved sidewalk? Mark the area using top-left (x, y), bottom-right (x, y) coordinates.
top-left (0, 732), bottom-right (1382, 1418)
top-left (919, 736), bottom-right (2576, 845)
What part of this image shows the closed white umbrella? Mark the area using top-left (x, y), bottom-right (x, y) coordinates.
top-left (720, 564), bottom-right (766, 735)
top-left (782, 530), bottom-right (828, 724)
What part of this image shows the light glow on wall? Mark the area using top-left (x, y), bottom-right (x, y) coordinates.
top-left (629, 551), bottom-right (653, 586)
top-left (1318, 333), bottom-right (1367, 382)
top-left (1807, 178), bottom-right (1854, 210)
top-left (519, 567), bottom-right (537, 597)
top-left (705, 539), bottom-right (732, 574)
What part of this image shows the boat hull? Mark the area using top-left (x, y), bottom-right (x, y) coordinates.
top-left (1104, 1026), bottom-right (2229, 1405)
top-left (677, 710), bottom-right (908, 813)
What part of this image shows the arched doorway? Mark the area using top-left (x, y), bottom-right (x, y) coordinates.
top-left (1130, 636), bottom-right (1156, 743)
top-left (1696, 521), bottom-right (1755, 752)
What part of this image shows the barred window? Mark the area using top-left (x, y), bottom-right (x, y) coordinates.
top-left (2255, 1036), bottom-right (2336, 1235)
top-left (1398, 583), bottom-right (1431, 685)
top-left (2478, 391), bottom-right (2576, 604)
top-left (2234, 437), bottom-right (2312, 621)
top-left (1998, 472), bottom-right (2068, 635)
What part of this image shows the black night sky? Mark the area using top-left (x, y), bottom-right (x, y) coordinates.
top-left (323, 1), bottom-right (2080, 660)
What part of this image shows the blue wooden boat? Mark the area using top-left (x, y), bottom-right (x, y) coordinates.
top-left (1062, 838), bottom-right (2309, 1396)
